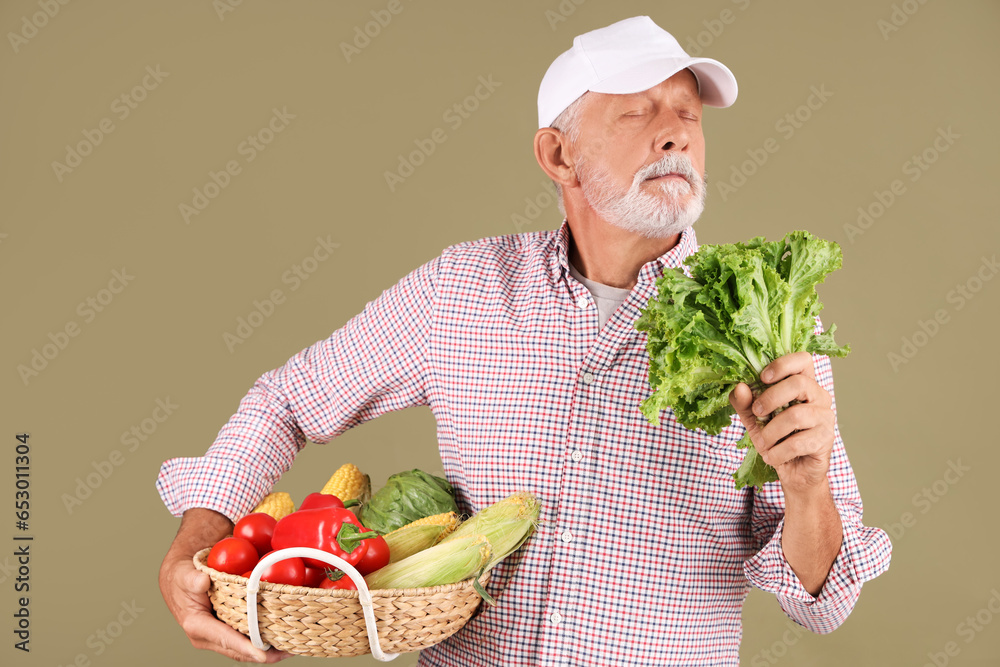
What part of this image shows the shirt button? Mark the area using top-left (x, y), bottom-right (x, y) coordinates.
top-left (582, 372), bottom-right (594, 385)
top-left (571, 450), bottom-right (583, 462)
top-left (550, 611), bottom-right (563, 625)
top-left (576, 295), bottom-right (590, 309)
top-left (560, 530), bottom-right (574, 543)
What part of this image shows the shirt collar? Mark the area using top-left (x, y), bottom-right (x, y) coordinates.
top-left (547, 218), bottom-right (700, 285)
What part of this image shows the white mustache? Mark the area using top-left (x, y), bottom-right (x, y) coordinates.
top-left (577, 147), bottom-right (707, 239)
top-left (634, 154), bottom-right (700, 186)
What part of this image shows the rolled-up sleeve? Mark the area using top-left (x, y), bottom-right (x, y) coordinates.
top-left (743, 342), bottom-right (892, 633)
top-left (156, 255), bottom-right (440, 522)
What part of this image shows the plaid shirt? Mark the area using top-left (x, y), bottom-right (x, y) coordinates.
top-left (157, 220), bottom-right (891, 666)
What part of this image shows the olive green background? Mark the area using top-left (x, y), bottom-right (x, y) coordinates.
top-left (2, 1), bottom-right (997, 665)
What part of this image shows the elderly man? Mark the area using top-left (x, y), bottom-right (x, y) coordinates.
top-left (158, 16), bottom-right (890, 666)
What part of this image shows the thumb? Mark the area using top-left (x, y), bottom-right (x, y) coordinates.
top-left (729, 382), bottom-right (759, 433)
top-left (187, 569), bottom-right (211, 595)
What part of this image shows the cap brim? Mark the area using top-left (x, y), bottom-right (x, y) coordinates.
top-left (588, 57), bottom-right (737, 107)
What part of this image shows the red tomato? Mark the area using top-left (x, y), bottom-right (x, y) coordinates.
top-left (255, 551), bottom-right (306, 586)
top-left (302, 565), bottom-right (327, 588)
top-left (319, 570), bottom-right (357, 590)
top-left (233, 513), bottom-right (277, 557)
top-left (207, 537), bottom-right (259, 575)
top-left (354, 533), bottom-right (390, 575)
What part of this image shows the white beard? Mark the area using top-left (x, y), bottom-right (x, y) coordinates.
top-left (577, 152), bottom-right (707, 239)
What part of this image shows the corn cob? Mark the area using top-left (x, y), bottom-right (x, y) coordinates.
top-left (398, 511), bottom-right (461, 535)
top-left (364, 534), bottom-right (491, 590)
top-left (251, 492), bottom-right (295, 521)
top-left (321, 463), bottom-right (370, 504)
top-left (439, 492), bottom-right (539, 570)
top-left (383, 511), bottom-right (461, 562)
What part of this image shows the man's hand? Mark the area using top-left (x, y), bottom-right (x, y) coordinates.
top-left (729, 351), bottom-right (836, 497)
top-left (159, 508), bottom-right (290, 663)
top-left (730, 351), bottom-right (843, 596)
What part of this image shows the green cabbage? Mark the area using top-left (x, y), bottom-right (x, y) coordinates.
top-left (635, 230), bottom-right (850, 490)
top-left (358, 469), bottom-right (459, 535)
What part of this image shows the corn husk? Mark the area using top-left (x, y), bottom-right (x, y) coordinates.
top-left (440, 491), bottom-right (540, 570)
top-left (363, 534), bottom-right (491, 590)
top-left (383, 524), bottom-right (445, 563)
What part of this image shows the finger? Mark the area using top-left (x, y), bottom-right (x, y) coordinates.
top-left (760, 351), bottom-right (815, 385)
top-left (187, 569), bottom-right (210, 595)
top-left (759, 429), bottom-right (827, 469)
top-left (182, 570), bottom-right (214, 612)
top-left (759, 405), bottom-right (834, 456)
top-left (178, 568), bottom-right (291, 663)
top-left (729, 382), bottom-right (759, 434)
top-left (751, 375), bottom-right (831, 418)
top-left (184, 609), bottom-right (288, 663)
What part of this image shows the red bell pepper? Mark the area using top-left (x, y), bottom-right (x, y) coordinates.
top-left (271, 507), bottom-right (376, 569)
top-left (299, 492), bottom-right (359, 511)
top-left (299, 492), bottom-right (345, 511)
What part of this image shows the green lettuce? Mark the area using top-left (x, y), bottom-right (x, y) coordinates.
top-left (635, 231), bottom-right (850, 490)
top-left (358, 469), bottom-right (459, 535)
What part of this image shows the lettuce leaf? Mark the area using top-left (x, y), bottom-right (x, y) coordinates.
top-left (358, 469), bottom-right (459, 534)
top-left (635, 230), bottom-right (850, 490)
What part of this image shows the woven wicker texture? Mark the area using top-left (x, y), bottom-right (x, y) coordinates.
top-left (193, 548), bottom-right (486, 657)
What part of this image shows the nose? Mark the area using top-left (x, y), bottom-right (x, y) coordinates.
top-left (652, 110), bottom-right (691, 154)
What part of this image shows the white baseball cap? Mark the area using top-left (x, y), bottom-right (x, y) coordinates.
top-left (537, 16), bottom-right (738, 129)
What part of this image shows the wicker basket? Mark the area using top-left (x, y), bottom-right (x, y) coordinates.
top-left (194, 546), bottom-right (487, 660)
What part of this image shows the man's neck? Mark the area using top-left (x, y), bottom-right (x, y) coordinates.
top-left (566, 217), bottom-right (680, 291)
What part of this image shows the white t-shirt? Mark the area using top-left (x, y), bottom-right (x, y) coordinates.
top-left (568, 260), bottom-right (632, 329)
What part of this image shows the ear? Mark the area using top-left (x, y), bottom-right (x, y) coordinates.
top-left (533, 127), bottom-right (579, 191)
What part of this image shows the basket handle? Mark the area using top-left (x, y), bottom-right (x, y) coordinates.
top-left (245, 547), bottom-right (399, 662)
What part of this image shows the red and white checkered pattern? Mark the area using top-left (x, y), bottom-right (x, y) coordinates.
top-left (157, 221), bottom-right (891, 666)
